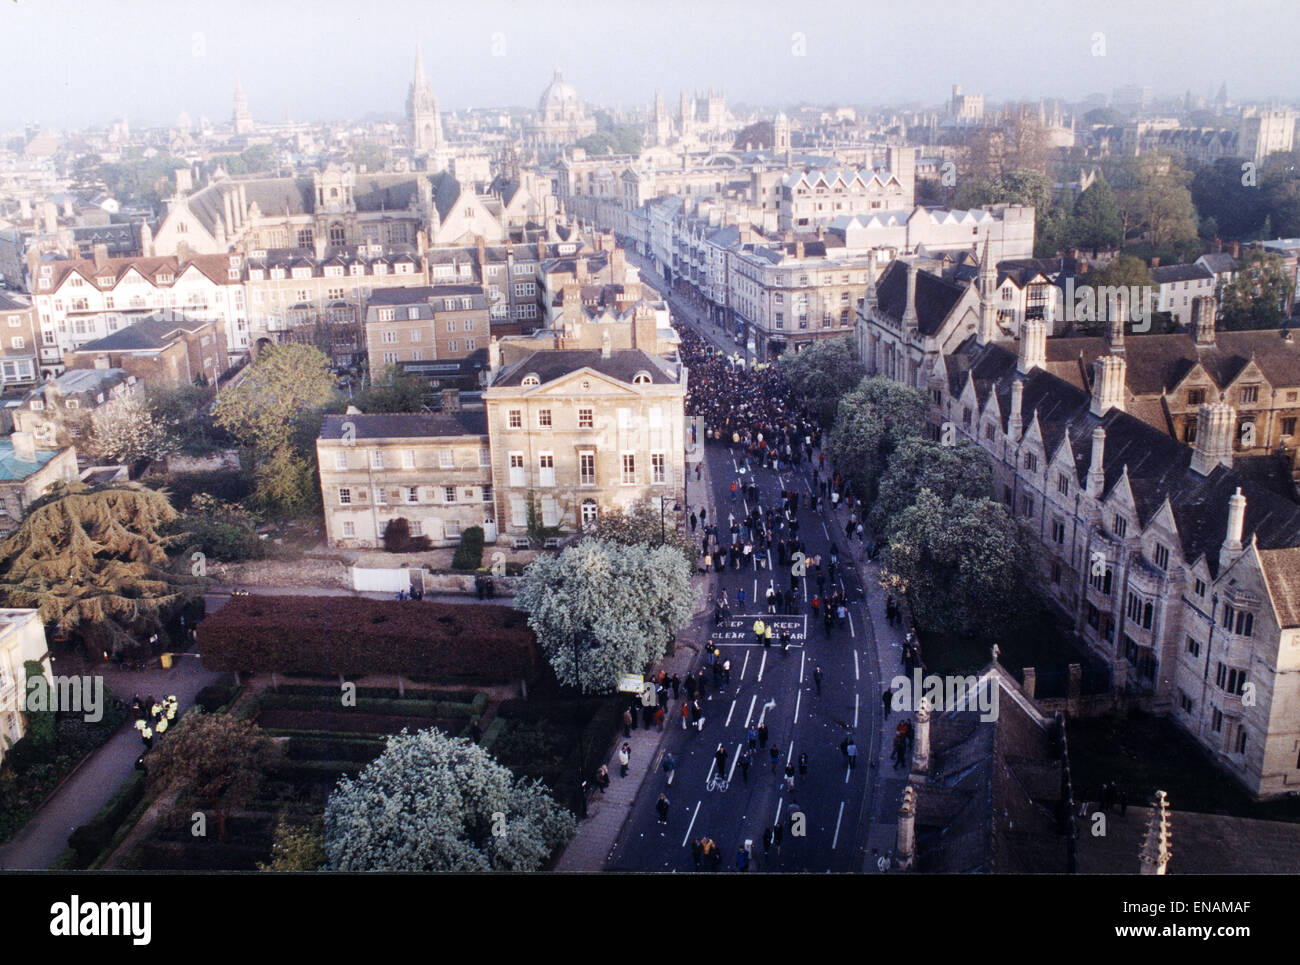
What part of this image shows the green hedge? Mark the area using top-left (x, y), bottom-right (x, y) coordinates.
top-left (66, 772), bottom-right (147, 869)
top-left (450, 526), bottom-right (485, 571)
top-left (479, 716), bottom-right (509, 751)
top-left (194, 674), bottom-right (242, 713)
top-left (253, 693), bottom-right (479, 718)
top-left (266, 759), bottom-right (366, 781)
top-left (261, 683), bottom-right (483, 704)
top-left (287, 737), bottom-right (386, 763)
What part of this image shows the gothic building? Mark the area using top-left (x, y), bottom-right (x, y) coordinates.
top-left (407, 46), bottom-right (444, 156)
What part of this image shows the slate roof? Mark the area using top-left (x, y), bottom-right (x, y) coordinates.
top-left (1044, 329), bottom-right (1300, 396)
top-left (958, 339), bottom-right (1300, 576)
top-left (0, 293), bottom-right (30, 312)
top-left (368, 285), bottom-right (481, 305)
top-left (1259, 547), bottom-right (1300, 628)
top-left (914, 666), bottom-right (1070, 874)
top-left (1198, 252), bottom-right (1239, 275)
top-left (1150, 263), bottom-right (1214, 285)
top-left (319, 411), bottom-right (487, 441)
top-left (72, 313), bottom-right (211, 353)
top-left (493, 348), bottom-right (677, 387)
top-left (874, 260), bottom-right (968, 337)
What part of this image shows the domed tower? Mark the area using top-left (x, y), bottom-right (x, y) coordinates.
top-left (407, 46), bottom-right (443, 155)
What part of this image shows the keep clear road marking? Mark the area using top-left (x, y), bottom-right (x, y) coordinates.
top-left (831, 800), bottom-right (846, 849)
top-left (682, 800), bottom-right (701, 847)
top-left (743, 694), bottom-right (757, 729)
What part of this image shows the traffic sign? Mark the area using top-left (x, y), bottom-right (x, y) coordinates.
top-left (617, 673), bottom-right (644, 694)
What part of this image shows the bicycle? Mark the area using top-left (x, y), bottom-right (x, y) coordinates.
top-left (706, 774), bottom-right (729, 793)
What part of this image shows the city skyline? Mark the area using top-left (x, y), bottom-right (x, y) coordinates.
top-left (5, 0), bottom-right (1300, 131)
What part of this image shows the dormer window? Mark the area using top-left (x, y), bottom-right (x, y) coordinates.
top-left (633, 372), bottom-right (652, 385)
top-left (156, 274), bottom-right (173, 285)
top-left (521, 374), bottom-right (540, 387)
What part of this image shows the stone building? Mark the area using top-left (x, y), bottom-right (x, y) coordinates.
top-left (528, 70), bottom-right (596, 151)
top-left (11, 368), bottom-right (141, 449)
top-left (0, 292), bottom-right (41, 387)
top-left (482, 330), bottom-right (687, 538)
top-left (364, 284), bottom-right (490, 381)
top-left (316, 409), bottom-right (493, 548)
top-left (62, 312), bottom-right (227, 388)
top-left (0, 609), bottom-right (51, 766)
top-left (0, 433), bottom-right (79, 534)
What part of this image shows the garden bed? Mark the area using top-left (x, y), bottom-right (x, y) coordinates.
top-left (256, 708), bottom-right (467, 735)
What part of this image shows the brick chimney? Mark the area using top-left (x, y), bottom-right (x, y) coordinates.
top-left (10, 430), bottom-right (37, 462)
top-left (441, 388), bottom-right (461, 412)
top-left (1230, 240), bottom-right (1241, 259)
top-left (92, 243), bottom-right (109, 270)
top-left (1150, 256), bottom-right (1161, 268)
top-left (795, 240), bottom-right (805, 260)
top-left (1191, 295), bottom-right (1217, 346)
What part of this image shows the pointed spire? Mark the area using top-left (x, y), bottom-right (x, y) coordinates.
top-left (1139, 790), bottom-right (1172, 875)
top-left (414, 45), bottom-right (428, 85)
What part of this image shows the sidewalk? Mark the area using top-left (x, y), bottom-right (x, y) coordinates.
top-left (831, 502), bottom-right (913, 872)
top-left (0, 658), bottom-right (220, 869)
top-left (554, 437), bottom-right (717, 871)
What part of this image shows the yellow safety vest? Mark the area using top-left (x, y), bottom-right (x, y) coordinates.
top-left (155, 718), bottom-right (169, 734)
top-left (753, 621), bottom-right (765, 635)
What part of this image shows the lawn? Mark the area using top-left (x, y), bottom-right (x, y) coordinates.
top-left (1068, 710), bottom-right (1300, 822)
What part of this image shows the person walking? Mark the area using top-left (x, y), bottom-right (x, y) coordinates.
top-left (738, 748), bottom-right (752, 783)
top-left (736, 844), bottom-right (749, 872)
top-left (762, 825), bottom-right (773, 862)
top-left (769, 746), bottom-right (780, 773)
top-left (813, 665), bottom-right (823, 695)
top-left (758, 722), bottom-right (769, 748)
top-left (670, 674), bottom-right (681, 700)
top-left (771, 822), bottom-right (783, 856)
top-left (681, 701), bottom-right (690, 730)
top-left (882, 687), bottom-right (893, 717)
top-left (846, 738), bottom-right (858, 770)
top-left (663, 751), bottom-right (676, 785)
top-left (656, 793), bottom-right (670, 825)
top-left (798, 752), bottom-right (808, 780)
top-left (622, 706), bottom-right (633, 738)
top-left (747, 725), bottom-right (758, 750)
top-left (714, 744), bottom-right (728, 777)
top-left (618, 742), bottom-right (631, 777)
top-left (722, 658), bottom-right (731, 686)
top-left (784, 763), bottom-right (796, 791)
top-left (691, 838), bottom-right (704, 870)
top-left (891, 732), bottom-right (907, 769)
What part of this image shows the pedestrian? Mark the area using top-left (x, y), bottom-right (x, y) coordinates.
top-left (891, 733), bottom-right (907, 769)
top-left (722, 659), bottom-right (731, 685)
top-left (681, 701), bottom-right (690, 730)
top-left (813, 665), bottom-right (823, 695)
top-left (882, 687), bottom-right (893, 716)
top-left (690, 511), bottom-right (698, 533)
top-left (618, 742), bottom-right (631, 777)
top-left (784, 763), bottom-right (796, 791)
top-left (846, 738), bottom-right (858, 769)
top-left (670, 674), bottom-right (681, 699)
top-left (736, 845), bottom-right (749, 872)
top-left (663, 751), bottom-right (677, 785)
top-left (656, 793), bottom-right (670, 825)
top-left (737, 587), bottom-right (746, 608)
top-left (762, 825), bottom-right (773, 858)
top-left (772, 822), bottom-right (783, 855)
top-left (739, 748), bottom-right (751, 782)
top-left (714, 745), bottom-right (728, 776)
top-left (769, 746), bottom-right (780, 773)
top-left (798, 752), bottom-right (808, 779)
top-left (622, 706), bottom-right (633, 738)
top-left (655, 706), bottom-right (665, 731)
top-left (595, 765), bottom-right (610, 793)
top-left (747, 725), bottom-right (758, 750)
top-left (758, 722), bottom-right (768, 748)
top-left (694, 698), bottom-right (706, 732)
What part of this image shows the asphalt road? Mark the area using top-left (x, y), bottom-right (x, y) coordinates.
top-left (607, 280), bottom-right (883, 872)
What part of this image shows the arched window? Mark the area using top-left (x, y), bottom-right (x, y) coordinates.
top-left (632, 371), bottom-right (652, 385)
top-left (581, 499), bottom-right (598, 528)
top-left (329, 224), bottom-right (346, 248)
top-left (521, 374), bottom-right (540, 387)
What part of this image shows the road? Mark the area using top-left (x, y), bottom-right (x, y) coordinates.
top-left (606, 270), bottom-right (883, 872)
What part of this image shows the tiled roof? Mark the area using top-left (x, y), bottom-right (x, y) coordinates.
top-left (1150, 263), bottom-right (1214, 285)
top-left (71, 313), bottom-right (211, 353)
top-left (875, 261), bottom-right (967, 337)
top-left (1259, 547), bottom-right (1300, 628)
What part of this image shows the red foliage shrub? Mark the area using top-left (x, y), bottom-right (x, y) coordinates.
top-left (199, 596), bottom-right (536, 682)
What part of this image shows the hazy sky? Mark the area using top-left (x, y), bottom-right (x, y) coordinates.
top-left (4, 0), bottom-right (1299, 131)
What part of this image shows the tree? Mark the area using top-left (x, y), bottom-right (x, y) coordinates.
top-left (868, 438), bottom-right (994, 538)
top-left (733, 121), bottom-right (773, 151)
top-left (0, 484), bottom-right (205, 656)
top-left (1071, 173), bottom-right (1124, 251)
top-left (353, 365), bottom-right (427, 413)
top-left (1191, 157), bottom-right (1268, 240)
top-left (825, 377), bottom-right (927, 503)
top-left (515, 539), bottom-right (696, 694)
top-left (169, 493), bottom-right (265, 562)
top-left (590, 499), bottom-right (695, 568)
top-left (879, 490), bottom-right (1036, 639)
top-left (323, 729), bottom-right (575, 871)
top-left (258, 819), bottom-right (325, 871)
top-left (1068, 256), bottom-right (1154, 335)
top-left (251, 444), bottom-right (319, 517)
top-left (146, 383), bottom-right (224, 455)
top-left (147, 710), bottom-right (278, 840)
top-left (776, 335), bottom-right (866, 426)
top-left (212, 344), bottom-right (336, 455)
top-left (1124, 152), bottom-right (1198, 250)
top-left (381, 516), bottom-right (431, 554)
top-left (21, 660), bottom-right (55, 750)
top-left (1219, 252), bottom-right (1294, 330)
top-left (87, 395), bottom-right (176, 465)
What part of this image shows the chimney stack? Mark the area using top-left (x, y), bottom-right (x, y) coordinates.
top-left (488, 337), bottom-right (501, 381)
top-left (10, 431), bottom-right (37, 462)
top-left (1107, 291), bottom-right (1126, 353)
top-left (1190, 401), bottom-right (1236, 476)
top-left (1230, 240), bottom-right (1241, 259)
top-left (795, 240), bottom-right (805, 260)
top-left (902, 262), bottom-right (919, 337)
top-left (1090, 355), bottom-right (1126, 416)
top-left (601, 329), bottom-right (612, 359)
top-left (1138, 790), bottom-right (1173, 876)
top-left (910, 698), bottom-right (932, 778)
top-left (1086, 426), bottom-right (1106, 498)
top-left (1008, 378), bottom-right (1024, 443)
top-left (1220, 486), bottom-right (1247, 572)
top-left (1192, 295), bottom-right (1217, 346)
top-left (92, 243), bottom-right (109, 270)
top-left (441, 388), bottom-right (461, 412)
top-left (1017, 318), bottom-right (1046, 375)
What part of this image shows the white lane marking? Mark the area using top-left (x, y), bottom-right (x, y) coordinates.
top-left (726, 743), bottom-right (741, 782)
top-left (743, 694), bottom-right (757, 729)
top-left (774, 796), bottom-right (784, 826)
top-left (848, 611), bottom-right (855, 638)
top-left (854, 692), bottom-right (860, 729)
top-left (854, 650), bottom-right (860, 681)
top-left (831, 800), bottom-right (846, 849)
top-left (767, 550), bottom-right (774, 571)
top-left (725, 698), bottom-right (737, 727)
top-left (757, 699), bottom-right (775, 727)
top-left (822, 522), bottom-right (829, 539)
top-left (799, 651), bottom-right (805, 684)
top-left (740, 650), bottom-right (751, 680)
top-left (787, 739), bottom-right (794, 763)
top-left (757, 650), bottom-right (767, 683)
top-left (682, 800), bottom-right (701, 847)
top-left (794, 688), bottom-right (802, 724)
